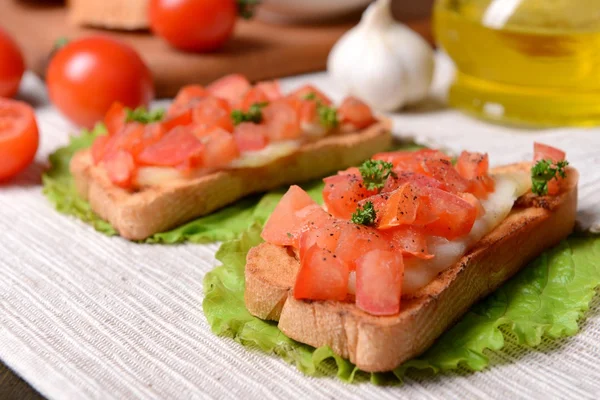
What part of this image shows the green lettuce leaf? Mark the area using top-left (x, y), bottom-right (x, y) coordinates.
top-left (203, 224), bottom-right (600, 384)
top-left (41, 127), bottom-right (325, 244)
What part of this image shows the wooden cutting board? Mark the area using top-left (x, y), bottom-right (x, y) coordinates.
top-left (1, 0), bottom-right (432, 97)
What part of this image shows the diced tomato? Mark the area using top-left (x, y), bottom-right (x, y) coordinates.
top-left (192, 97), bottom-right (234, 132)
top-left (294, 244), bottom-right (349, 302)
top-left (233, 122), bottom-right (269, 152)
top-left (374, 149), bottom-right (447, 174)
top-left (288, 84), bottom-right (332, 105)
top-left (382, 171), bottom-right (443, 193)
top-left (460, 192), bottom-right (485, 218)
top-left (101, 122), bottom-right (146, 159)
top-left (91, 134), bottom-right (110, 164)
top-left (206, 74), bottom-right (251, 105)
top-left (298, 220), bottom-right (342, 260)
top-left (236, 87), bottom-right (269, 111)
top-left (162, 108), bottom-right (193, 131)
top-left (169, 85), bottom-right (209, 115)
top-left (534, 142), bottom-right (566, 163)
top-left (419, 186), bottom-right (477, 240)
top-left (262, 99), bottom-right (302, 141)
top-left (322, 173), bottom-right (378, 219)
top-left (456, 151), bottom-right (495, 198)
top-left (261, 185), bottom-right (324, 247)
top-left (338, 96), bottom-right (375, 129)
top-left (377, 182), bottom-right (437, 229)
top-left (334, 222), bottom-right (389, 270)
top-left (201, 127), bottom-right (240, 168)
top-left (355, 249), bottom-right (404, 316)
top-left (104, 102), bottom-right (126, 135)
top-left (384, 225), bottom-right (432, 259)
top-left (136, 125), bottom-right (205, 167)
top-left (104, 150), bottom-right (136, 189)
top-left (298, 100), bottom-right (317, 125)
top-left (420, 157), bottom-right (470, 193)
top-left (255, 80), bottom-right (282, 101)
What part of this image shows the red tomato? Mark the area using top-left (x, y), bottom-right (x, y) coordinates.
top-left (0, 99), bottom-right (39, 181)
top-left (384, 225), bottom-right (432, 259)
top-left (289, 85), bottom-right (332, 105)
top-left (103, 102), bottom-right (127, 136)
top-left (202, 128), bottom-right (239, 168)
top-left (149, 0), bottom-right (237, 52)
top-left (382, 171), bottom-right (442, 193)
top-left (255, 80), bottom-right (282, 101)
top-left (262, 99), bottom-right (302, 141)
top-left (191, 97), bottom-right (233, 132)
top-left (233, 123), bottom-right (269, 152)
top-left (420, 157), bottom-right (470, 193)
top-left (534, 142), bottom-right (566, 163)
top-left (236, 87), bottom-right (269, 111)
top-left (322, 173), bottom-right (378, 219)
top-left (207, 74), bottom-right (251, 105)
top-left (136, 125), bottom-right (204, 167)
top-left (419, 186), bottom-right (477, 240)
top-left (294, 244), bottom-right (349, 302)
top-left (298, 220), bottom-right (342, 260)
top-left (356, 250), bottom-right (404, 316)
top-left (261, 185), bottom-right (327, 247)
top-left (456, 151), bottom-right (495, 198)
top-left (104, 150), bottom-right (136, 189)
top-left (169, 85), bottom-right (209, 115)
top-left (91, 135), bottom-right (110, 164)
top-left (162, 109), bottom-right (194, 131)
top-left (334, 222), bottom-right (389, 270)
top-left (338, 97), bottom-right (375, 129)
top-left (47, 36), bottom-right (154, 128)
top-left (376, 183), bottom-right (437, 229)
top-left (101, 122), bottom-right (146, 159)
top-left (0, 28), bottom-right (25, 98)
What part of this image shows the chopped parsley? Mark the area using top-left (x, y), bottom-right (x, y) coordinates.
top-left (358, 159), bottom-right (396, 191)
top-left (231, 102), bottom-right (268, 125)
top-left (351, 201), bottom-right (376, 226)
top-left (302, 91), bottom-right (339, 129)
top-left (531, 159), bottom-right (569, 195)
top-left (125, 107), bottom-right (165, 124)
top-left (302, 92), bottom-right (317, 101)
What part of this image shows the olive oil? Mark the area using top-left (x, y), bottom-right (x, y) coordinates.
top-left (434, 0), bottom-right (600, 126)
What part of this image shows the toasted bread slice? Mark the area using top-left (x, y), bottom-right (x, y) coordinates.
top-left (70, 120), bottom-right (391, 240)
top-left (69, 0), bottom-right (149, 30)
top-left (244, 165), bottom-right (578, 372)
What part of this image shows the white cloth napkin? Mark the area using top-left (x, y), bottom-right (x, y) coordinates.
top-left (0, 69), bottom-right (599, 400)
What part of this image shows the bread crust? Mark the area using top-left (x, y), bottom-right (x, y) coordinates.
top-left (244, 165), bottom-right (578, 372)
top-left (70, 120), bottom-right (391, 240)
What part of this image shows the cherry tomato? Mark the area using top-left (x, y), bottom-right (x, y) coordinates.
top-left (0, 99), bottom-right (39, 181)
top-left (149, 0), bottom-right (237, 52)
top-left (0, 28), bottom-right (25, 98)
top-left (47, 36), bottom-right (154, 128)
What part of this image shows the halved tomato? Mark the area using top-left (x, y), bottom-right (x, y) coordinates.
top-left (255, 80), bottom-right (282, 101)
top-left (288, 84), bottom-right (332, 105)
top-left (0, 99), bottom-right (39, 181)
top-left (338, 96), bottom-right (375, 129)
top-left (233, 122), bottom-right (269, 152)
top-left (322, 173), bottom-right (378, 219)
top-left (261, 185), bottom-right (327, 247)
top-left (207, 74), bottom-right (251, 105)
top-left (355, 249), bottom-right (404, 316)
top-left (192, 97), bottom-right (233, 132)
top-left (201, 127), bottom-right (239, 168)
top-left (294, 244), bottom-right (349, 302)
top-left (136, 125), bottom-right (204, 167)
top-left (104, 150), bottom-right (136, 188)
top-left (262, 99), bottom-right (301, 141)
top-left (534, 142), bottom-right (566, 163)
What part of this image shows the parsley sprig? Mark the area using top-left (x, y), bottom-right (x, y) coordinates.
top-left (231, 102), bottom-right (268, 125)
top-left (351, 201), bottom-right (376, 226)
top-left (358, 159), bottom-right (396, 191)
top-left (125, 107), bottom-right (165, 124)
top-left (531, 159), bottom-right (569, 195)
top-left (302, 92), bottom-right (339, 129)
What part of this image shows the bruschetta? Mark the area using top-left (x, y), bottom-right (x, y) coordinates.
top-left (244, 143), bottom-right (578, 372)
top-left (70, 74), bottom-right (392, 240)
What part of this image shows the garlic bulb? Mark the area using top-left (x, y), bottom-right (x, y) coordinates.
top-left (327, 0), bottom-right (434, 112)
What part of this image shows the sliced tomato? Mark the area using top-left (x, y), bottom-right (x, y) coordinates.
top-left (356, 249), bottom-right (404, 316)
top-left (420, 157), bottom-right (470, 193)
top-left (201, 127), bottom-right (239, 168)
top-left (262, 99), bottom-right (302, 141)
top-left (261, 185), bottom-right (324, 247)
top-left (169, 85), bottom-right (209, 115)
top-left (534, 142), bottom-right (566, 163)
top-left (104, 102), bottom-right (126, 136)
top-left (255, 80), bottom-right (282, 101)
top-left (104, 150), bottom-right (136, 188)
top-left (236, 87), bottom-right (269, 111)
top-left (338, 96), bottom-right (375, 129)
top-left (192, 96), bottom-right (234, 132)
top-left (0, 99), bottom-right (39, 181)
top-left (294, 244), bottom-right (349, 302)
top-left (322, 173), bottom-right (378, 220)
top-left (206, 74), bottom-right (251, 105)
top-left (233, 122), bottom-right (269, 152)
top-left (288, 84), bottom-right (332, 105)
top-left (334, 222), bottom-right (389, 270)
top-left (136, 125), bottom-right (205, 167)
top-left (384, 225), bottom-right (432, 259)
top-left (420, 186), bottom-right (477, 240)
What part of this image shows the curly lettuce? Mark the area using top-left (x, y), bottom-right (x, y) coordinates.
top-left (203, 224), bottom-right (600, 384)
